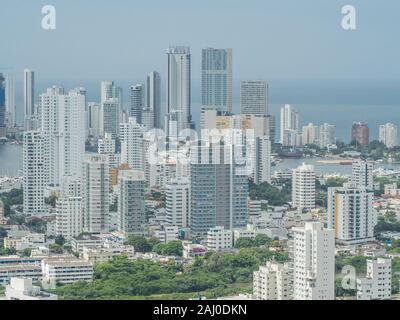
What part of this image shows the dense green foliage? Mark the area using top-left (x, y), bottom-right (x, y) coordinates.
top-left (249, 180), bottom-right (291, 206)
top-left (234, 234), bottom-right (273, 248)
top-left (55, 248), bottom-right (288, 300)
top-left (0, 189), bottom-right (23, 215)
top-left (125, 236), bottom-right (160, 253)
top-left (153, 241), bottom-right (183, 257)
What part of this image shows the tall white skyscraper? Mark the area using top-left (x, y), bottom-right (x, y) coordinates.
top-left (5, 74), bottom-right (15, 128)
top-left (240, 81), bottom-right (267, 115)
top-left (23, 130), bottom-right (46, 215)
top-left (166, 177), bottom-right (190, 228)
top-left (39, 87), bottom-right (86, 186)
top-left (23, 69), bottom-right (35, 120)
top-left (202, 48), bottom-right (232, 113)
top-left (357, 258), bottom-right (392, 300)
top-left (166, 46), bottom-right (192, 135)
top-left (292, 164), bottom-right (315, 210)
top-left (130, 84), bottom-right (144, 124)
top-left (379, 123), bottom-right (397, 148)
top-left (328, 183), bottom-right (376, 244)
top-left (87, 102), bottom-right (101, 137)
top-left (0, 74), bottom-right (5, 136)
top-left (351, 159), bottom-right (373, 189)
top-left (117, 170), bottom-right (146, 236)
top-left (280, 104), bottom-right (299, 147)
top-left (83, 155), bottom-right (109, 233)
top-left (254, 136), bottom-right (271, 185)
top-left (147, 71), bottom-right (161, 128)
top-left (293, 221), bottom-right (335, 300)
top-left (120, 117), bottom-right (144, 171)
top-left (319, 123), bottom-right (336, 148)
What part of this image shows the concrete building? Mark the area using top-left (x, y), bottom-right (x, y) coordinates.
top-left (5, 73), bottom-right (15, 129)
top-left (254, 135), bottom-right (271, 184)
top-left (328, 183), bottom-right (376, 244)
top-left (293, 221), bottom-right (335, 300)
top-left (120, 117), bottom-right (144, 171)
top-left (240, 80), bottom-right (267, 115)
top-left (292, 164), bottom-right (315, 211)
top-left (379, 123), bottom-right (397, 148)
top-left (147, 71), bottom-right (161, 128)
top-left (202, 48), bottom-right (232, 113)
top-left (350, 122), bottom-right (369, 146)
top-left (23, 130), bottom-right (46, 215)
top-left (130, 84), bottom-right (144, 124)
top-left (357, 258), bottom-right (392, 300)
top-left (5, 277), bottom-right (58, 300)
top-left (166, 177), bottom-right (190, 228)
top-left (207, 226), bottom-right (233, 251)
top-left (302, 123), bottom-right (319, 146)
top-left (319, 123), bottom-right (336, 148)
top-left (117, 170), bottom-right (146, 236)
top-left (83, 155), bottom-right (109, 233)
top-left (253, 261), bottom-right (292, 300)
top-left (351, 159), bottom-right (374, 189)
top-left (23, 69), bottom-right (35, 128)
top-left (280, 104), bottom-right (299, 147)
top-left (41, 257), bottom-right (93, 285)
top-left (166, 46), bottom-right (193, 134)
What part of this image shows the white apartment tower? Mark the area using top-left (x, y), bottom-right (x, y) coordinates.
top-left (379, 123), bottom-right (397, 148)
top-left (83, 155), bottom-right (109, 233)
top-left (117, 170), bottom-right (146, 236)
top-left (280, 104), bottom-right (299, 147)
top-left (302, 123), bottom-right (319, 146)
top-left (202, 48), bottom-right (232, 113)
top-left (357, 258), bottom-right (392, 300)
top-left (292, 164), bottom-right (315, 211)
top-left (23, 130), bottom-right (46, 215)
top-left (166, 177), bottom-right (190, 228)
top-left (351, 159), bottom-right (373, 189)
top-left (328, 183), bottom-right (376, 244)
top-left (120, 117), bottom-right (144, 170)
top-left (253, 261), bottom-right (292, 300)
top-left (130, 84), bottom-right (144, 124)
top-left (240, 81), bottom-right (267, 115)
top-left (293, 221), bottom-right (335, 300)
top-left (166, 46), bottom-right (192, 134)
top-left (319, 123), bottom-right (336, 148)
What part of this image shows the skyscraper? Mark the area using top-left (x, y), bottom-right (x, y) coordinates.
top-left (379, 123), bottom-right (397, 148)
top-left (83, 155), bottom-right (109, 233)
top-left (130, 84), bottom-right (144, 124)
top-left (301, 123), bottom-right (319, 146)
top-left (254, 136), bottom-right (271, 185)
top-left (293, 221), bottom-right (335, 300)
top-left (202, 48), bottom-right (232, 113)
top-left (350, 122), bottom-right (369, 146)
top-left (190, 142), bottom-right (248, 234)
top-left (0, 74), bottom-right (5, 136)
top-left (5, 74), bottom-right (15, 129)
top-left (117, 170), bottom-right (146, 236)
top-left (280, 104), bottom-right (299, 147)
top-left (328, 183), bottom-right (376, 244)
top-left (240, 80), bottom-right (267, 115)
top-left (292, 164), bottom-right (315, 211)
top-left (166, 177), bottom-right (190, 228)
top-left (101, 98), bottom-right (120, 138)
top-left (39, 87), bottom-right (86, 186)
top-left (147, 71), bottom-right (161, 128)
top-left (166, 46), bottom-right (192, 135)
top-left (351, 159), bottom-right (373, 189)
top-left (23, 69), bottom-right (35, 127)
top-left (23, 130), bottom-right (46, 215)
top-left (120, 117), bottom-right (144, 171)
top-left (319, 123), bottom-right (336, 148)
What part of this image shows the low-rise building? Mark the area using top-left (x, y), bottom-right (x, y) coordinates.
top-left (81, 243), bottom-right (135, 264)
top-left (5, 277), bottom-right (58, 300)
top-left (207, 226), bottom-right (233, 251)
top-left (71, 234), bottom-right (103, 253)
top-left (0, 264), bottom-right (42, 285)
top-left (151, 225), bottom-right (179, 244)
top-left (41, 256), bottom-right (94, 285)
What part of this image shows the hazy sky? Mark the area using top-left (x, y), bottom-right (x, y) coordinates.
top-left (1, 0), bottom-right (400, 82)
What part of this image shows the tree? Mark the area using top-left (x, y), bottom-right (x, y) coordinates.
top-left (125, 235), bottom-right (152, 253)
top-left (234, 238), bottom-right (255, 248)
top-left (55, 235), bottom-right (66, 246)
top-left (153, 241), bottom-right (183, 257)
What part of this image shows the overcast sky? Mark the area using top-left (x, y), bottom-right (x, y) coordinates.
top-left (1, 0), bottom-right (399, 82)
